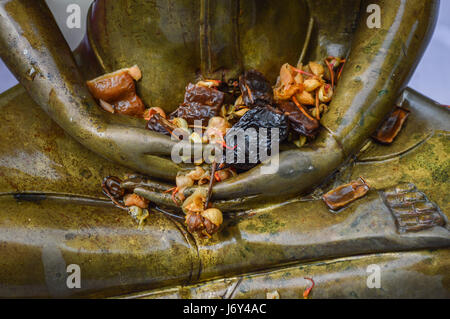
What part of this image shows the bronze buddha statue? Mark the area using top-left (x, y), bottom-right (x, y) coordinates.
top-left (0, 0), bottom-right (448, 298)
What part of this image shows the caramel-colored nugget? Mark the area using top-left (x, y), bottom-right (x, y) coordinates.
top-left (372, 107), bottom-right (410, 144)
top-left (322, 177), bottom-right (370, 211)
top-left (87, 66), bottom-right (145, 117)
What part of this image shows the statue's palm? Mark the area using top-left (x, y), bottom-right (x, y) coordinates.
top-left (0, 0), bottom-right (438, 204)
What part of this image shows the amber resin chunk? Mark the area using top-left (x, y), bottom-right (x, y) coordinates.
top-left (322, 178), bottom-right (370, 211)
top-left (372, 107), bottom-right (410, 144)
top-left (86, 66), bottom-right (145, 117)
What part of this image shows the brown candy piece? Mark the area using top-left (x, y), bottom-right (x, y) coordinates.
top-left (322, 177), bottom-right (370, 211)
top-left (146, 113), bottom-right (178, 137)
top-left (278, 100), bottom-right (320, 138)
top-left (170, 83), bottom-right (224, 126)
top-left (239, 70), bottom-right (274, 107)
top-left (87, 69), bottom-right (145, 117)
top-left (372, 107), bottom-right (410, 144)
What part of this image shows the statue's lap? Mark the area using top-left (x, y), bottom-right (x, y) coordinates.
top-left (0, 85), bottom-right (448, 298)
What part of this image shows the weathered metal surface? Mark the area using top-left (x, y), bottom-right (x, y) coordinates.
top-left (0, 0), bottom-right (447, 299)
top-left (0, 0), bottom-right (440, 203)
top-left (322, 178), bottom-right (370, 211)
top-left (0, 85), bottom-right (448, 298)
top-left (123, 250), bottom-right (450, 299)
top-left (207, 0), bottom-right (440, 201)
top-left (382, 183), bottom-right (446, 233)
top-left (0, 0), bottom-right (182, 181)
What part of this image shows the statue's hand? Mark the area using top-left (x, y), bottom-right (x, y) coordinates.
top-left (0, 0), bottom-right (439, 200)
top-left (82, 117), bottom-right (182, 180)
top-left (0, 0), bottom-right (185, 179)
top-left (181, 0), bottom-right (440, 202)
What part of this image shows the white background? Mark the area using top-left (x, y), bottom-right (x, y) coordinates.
top-left (0, 0), bottom-right (449, 104)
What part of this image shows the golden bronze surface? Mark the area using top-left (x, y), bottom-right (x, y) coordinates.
top-left (0, 0), bottom-right (448, 298)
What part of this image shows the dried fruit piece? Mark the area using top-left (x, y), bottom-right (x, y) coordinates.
top-left (239, 70), bottom-right (274, 107)
top-left (175, 175), bottom-right (195, 202)
top-left (186, 166), bottom-right (206, 181)
top-left (196, 79), bottom-right (221, 88)
top-left (182, 165), bottom-right (211, 186)
top-left (214, 167), bottom-right (236, 182)
top-left (303, 78), bottom-right (322, 92)
top-left (99, 99), bottom-right (115, 113)
top-left (126, 65), bottom-right (143, 81)
top-left (198, 172), bottom-right (211, 186)
top-left (293, 136), bottom-right (307, 148)
top-left (279, 101), bottom-right (319, 138)
top-left (170, 83), bottom-right (224, 126)
top-left (322, 177), bottom-right (370, 211)
top-left (86, 66), bottom-right (145, 117)
top-left (171, 117), bottom-right (189, 130)
top-left (222, 106), bottom-right (289, 171)
top-left (201, 208), bottom-right (223, 228)
top-left (101, 176), bottom-right (127, 209)
top-left (146, 113), bottom-right (178, 137)
top-left (185, 212), bottom-right (204, 233)
top-left (189, 132), bottom-right (203, 144)
top-left (234, 108), bottom-right (249, 117)
top-left (372, 107), bottom-right (410, 144)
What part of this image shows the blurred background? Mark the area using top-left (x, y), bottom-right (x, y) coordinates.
top-left (0, 0), bottom-right (449, 104)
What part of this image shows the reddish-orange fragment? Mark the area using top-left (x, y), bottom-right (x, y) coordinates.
top-left (124, 193), bottom-right (149, 209)
top-left (372, 107), bottom-right (410, 144)
top-left (322, 177), bottom-right (370, 211)
top-left (303, 277), bottom-right (315, 299)
top-left (87, 68), bottom-right (145, 117)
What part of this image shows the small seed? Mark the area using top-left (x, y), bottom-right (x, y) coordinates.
top-left (296, 91), bottom-right (315, 105)
top-left (303, 79), bottom-right (321, 92)
top-left (201, 208), bottom-right (223, 227)
top-left (318, 85), bottom-right (333, 103)
top-left (309, 62), bottom-right (324, 77)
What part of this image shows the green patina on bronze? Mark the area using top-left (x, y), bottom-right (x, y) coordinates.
top-left (0, 0), bottom-right (440, 197)
top-left (0, 0), bottom-right (448, 298)
top-left (125, 250), bottom-right (450, 299)
top-left (0, 84), bottom-right (448, 298)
